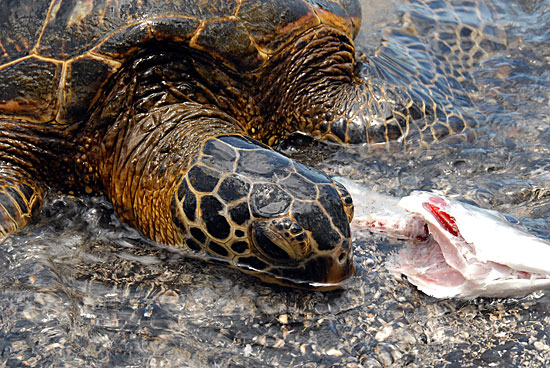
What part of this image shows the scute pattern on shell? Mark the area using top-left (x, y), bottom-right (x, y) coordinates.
top-left (0, 0), bottom-right (358, 124)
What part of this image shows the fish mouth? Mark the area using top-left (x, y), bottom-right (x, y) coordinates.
top-left (337, 176), bottom-right (550, 299)
top-left (388, 192), bottom-right (550, 299)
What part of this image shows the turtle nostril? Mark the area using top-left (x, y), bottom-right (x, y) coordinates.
top-left (338, 251), bottom-right (346, 263)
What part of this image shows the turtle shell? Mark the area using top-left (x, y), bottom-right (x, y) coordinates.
top-left (0, 0), bottom-right (361, 124)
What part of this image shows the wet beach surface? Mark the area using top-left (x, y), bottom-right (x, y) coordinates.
top-left (1, 0), bottom-right (550, 367)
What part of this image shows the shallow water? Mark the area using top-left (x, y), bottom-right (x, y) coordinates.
top-left (1, 0), bottom-right (550, 367)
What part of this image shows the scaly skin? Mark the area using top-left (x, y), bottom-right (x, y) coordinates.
top-left (0, 164), bottom-right (43, 237)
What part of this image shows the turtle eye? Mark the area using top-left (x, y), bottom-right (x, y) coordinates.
top-left (250, 221), bottom-right (301, 264)
top-left (334, 181), bottom-right (354, 222)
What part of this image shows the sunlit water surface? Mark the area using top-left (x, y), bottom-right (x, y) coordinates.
top-left (1, 0), bottom-right (550, 367)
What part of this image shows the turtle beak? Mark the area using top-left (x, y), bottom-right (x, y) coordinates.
top-left (328, 254), bottom-right (355, 284)
top-left (251, 254), bottom-right (355, 291)
top-left (281, 245), bottom-right (354, 290)
top-left (307, 253), bottom-right (355, 290)
top-left (249, 218), bottom-right (355, 289)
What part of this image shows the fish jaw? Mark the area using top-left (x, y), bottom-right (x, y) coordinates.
top-left (399, 192), bottom-right (550, 276)
top-left (335, 177), bottom-right (550, 298)
top-left (386, 230), bottom-right (550, 299)
top-left (390, 191), bottom-right (550, 298)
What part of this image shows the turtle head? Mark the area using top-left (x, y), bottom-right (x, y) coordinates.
top-left (171, 135), bottom-right (354, 290)
top-left (245, 175), bottom-right (355, 289)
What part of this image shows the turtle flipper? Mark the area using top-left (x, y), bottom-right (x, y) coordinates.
top-left (323, 0), bottom-right (506, 147)
top-left (0, 163), bottom-right (44, 239)
top-left (287, 0), bottom-right (504, 148)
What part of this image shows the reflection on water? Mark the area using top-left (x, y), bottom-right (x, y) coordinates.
top-left (2, 0), bottom-right (550, 367)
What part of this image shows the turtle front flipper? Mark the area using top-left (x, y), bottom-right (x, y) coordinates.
top-left (98, 102), bottom-right (354, 289)
top-left (260, 3), bottom-right (505, 149)
top-left (0, 163), bottom-right (44, 240)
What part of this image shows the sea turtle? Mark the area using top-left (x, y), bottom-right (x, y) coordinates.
top-left (0, 0), bottom-right (473, 289)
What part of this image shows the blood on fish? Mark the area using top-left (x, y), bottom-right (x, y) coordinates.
top-left (417, 223), bottom-right (430, 241)
top-left (423, 202), bottom-right (459, 237)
